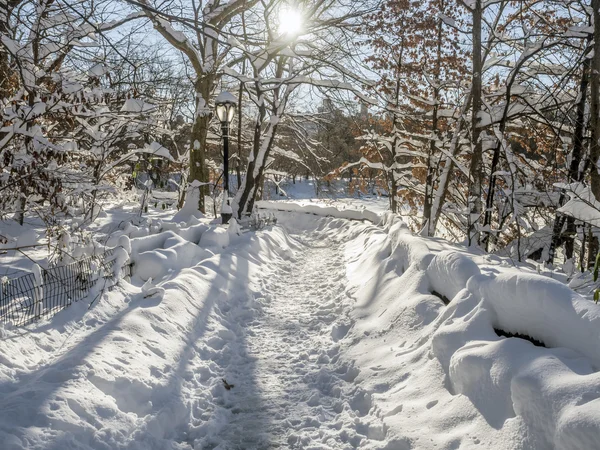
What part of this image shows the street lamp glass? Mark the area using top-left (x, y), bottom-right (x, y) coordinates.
top-left (215, 102), bottom-right (236, 125)
top-left (227, 104), bottom-right (236, 123)
top-left (215, 103), bottom-right (228, 124)
top-left (215, 91), bottom-right (237, 125)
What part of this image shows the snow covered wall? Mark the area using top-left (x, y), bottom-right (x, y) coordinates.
top-left (257, 200), bottom-right (381, 224)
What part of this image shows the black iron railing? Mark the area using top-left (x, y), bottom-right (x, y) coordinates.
top-left (0, 249), bottom-right (131, 327)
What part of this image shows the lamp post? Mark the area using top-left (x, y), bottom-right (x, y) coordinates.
top-left (215, 91), bottom-right (237, 224)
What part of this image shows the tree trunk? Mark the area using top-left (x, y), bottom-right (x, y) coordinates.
top-left (588, 226), bottom-right (598, 270)
top-left (564, 217), bottom-right (576, 261)
top-left (430, 91), bottom-right (472, 234)
top-left (235, 164), bottom-right (242, 190)
top-left (188, 76), bottom-right (215, 213)
top-left (390, 172), bottom-right (398, 213)
top-left (580, 224), bottom-right (588, 271)
top-left (548, 48), bottom-right (590, 263)
top-left (467, 0), bottom-right (483, 246)
top-left (189, 113), bottom-right (210, 213)
top-left (422, 6), bottom-right (443, 236)
top-left (590, 0), bottom-right (600, 201)
top-left (236, 72), bottom-right (244, 190)
top-left (234, 102), bottom-right (281, 219)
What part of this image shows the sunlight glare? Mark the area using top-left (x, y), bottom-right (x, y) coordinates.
top-left (278, 7), bottom-right (303, 36)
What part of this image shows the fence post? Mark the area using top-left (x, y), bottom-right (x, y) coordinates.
top-left (0, 276), bottom-right (5, 306)
top-left (32, 264), bottom-right (44, 318)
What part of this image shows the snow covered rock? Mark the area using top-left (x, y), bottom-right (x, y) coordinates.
top-left (470, 271), bottom-right (600, 365)
top-left (173, 181), bottom-right (206, 224)
top-left (134, 233), bottom-right (213, 281)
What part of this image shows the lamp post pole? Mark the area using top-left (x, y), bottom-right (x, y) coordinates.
top-left (222, 123), bottom-right (229, 198)
top-left (215, 91), bottom-right (237, 224)
top-left (221, 122), bottom-right (232, 224)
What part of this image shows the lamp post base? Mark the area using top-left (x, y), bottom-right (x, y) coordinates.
top-left (221, 212), bottom-right (232, 224)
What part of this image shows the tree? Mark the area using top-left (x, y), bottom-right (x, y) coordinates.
top-left (227, 0), bottom-right (376, 219)
top-left (132, 0), bottom-right (260, 213)
top-left (0, 0), bottom-right (168, 229)
top-left (361, 0), bottom-right (465, 224)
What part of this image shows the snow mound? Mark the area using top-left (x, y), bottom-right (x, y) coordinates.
top-left (173, 182), bottom-right (206, 223)
top-left (199, 226), bottom-right (230, 250)
top-left (428, 250), bottom-right (480, 300)
top-left (133, 230), bottom-right (213, 281)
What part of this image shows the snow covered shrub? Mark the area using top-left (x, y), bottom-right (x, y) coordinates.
top-left (0, 1), bottom-right (179, 232)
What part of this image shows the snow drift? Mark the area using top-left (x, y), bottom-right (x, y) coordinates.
top-left (339, 210), bottom-right (600, 449)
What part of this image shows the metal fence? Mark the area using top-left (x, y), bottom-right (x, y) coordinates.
top-left (0, 249), bottom-right (131, 327)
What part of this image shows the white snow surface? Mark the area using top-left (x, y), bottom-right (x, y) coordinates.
top-left (557, 183), bottom-right (600, 227)
top-left (1, 205), bottom-right (600, 449)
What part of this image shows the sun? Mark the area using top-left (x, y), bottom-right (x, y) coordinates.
top-left (278, 7), bottom-right (303, 36)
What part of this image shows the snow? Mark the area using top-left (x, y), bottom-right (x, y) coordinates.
top-left (172, 182), bottom-right (206, 224)
top-left (557, 183), bottom-right (600, 227)
top-left (262, 177), bottom-right (391, 215)
top-left (428, 250), bottom-right (480, 299)
top-left (138, 142), bottom-right (175, 162)
top-left (129, 224), bottom-right (213, 281)
top-left (140, 278), bottom-right (165, 300)
top-left (257, 200), bottom-right (381, 223)
top-left (88, 63), bottom-right (109, 77)
top-left (438, 12), bottom-right (456, 27)
top-left (199, 226), bottom-right (230, 250)
top-left (214, 91), bottom-right (237, 104)
top-left (1, 203), bottom-right (600, 449)
top-left (120, 98), bottom-right (157, 113)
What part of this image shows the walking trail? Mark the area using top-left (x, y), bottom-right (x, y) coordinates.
top-left (188, 230), bottom-right (388, 449)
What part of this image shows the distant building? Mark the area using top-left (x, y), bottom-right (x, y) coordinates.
top-left (360, 102), bottom-right (368, 119)
top-left (318, 97), bottom-right (334, 114)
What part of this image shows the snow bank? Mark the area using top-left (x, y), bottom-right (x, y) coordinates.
top-left (388, 220), bottom-right (432, 270)
top-left (432, 287), bottom-right (600, 449)
top-left (382, 224), bottom-right (600, 367)
top-left (336, 211), bottom-right (600, 449)
top-left (428, 250), bottom-right (481, 300)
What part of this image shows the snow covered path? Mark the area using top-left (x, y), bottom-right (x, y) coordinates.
top-left (191, 233), bottom-right (387, 449)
